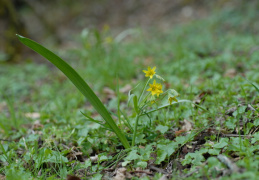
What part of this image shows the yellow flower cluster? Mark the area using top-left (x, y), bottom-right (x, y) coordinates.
top-left (143, 66), bottom-right (179, 103)
top-left (147, 80), bottom-right (163, 97)
top-left (143, 66), bottom-right (163, 96)
top-left (143, 66), bottom-right (163, 97)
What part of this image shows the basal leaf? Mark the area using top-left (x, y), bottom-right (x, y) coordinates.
top-left (17, 35), bottom-right (130, 149)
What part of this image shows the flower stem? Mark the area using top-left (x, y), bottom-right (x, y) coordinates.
top-left (138, 78), bottom-right (150, 105)
top-left (132, 114), bottom-right (140, 147)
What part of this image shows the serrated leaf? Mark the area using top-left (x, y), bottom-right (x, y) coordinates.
top-left (155, 125), bottom-right (169, 134)
top-left (122, 160), bottom-right (131, 166)
top-left (99, 155), bottom-right (108, 162)
top-left (135, 134), bottom-right (147, 144)
top-left (253, 118), bottom-right (259, 126)
top-left (91, 173), bottom-right (102, 180)
top-left (78, 127), bottom-right (89, 137)
top-left (214, 138), bottom-right (229, 148)
top-left (175, 136), bottom-right (187, 145)
top-left (164, 141), bottom-right (178, 156)
top-left (252, 132), bottom-right (259, 144)
top-left (155, 149), bottom-right (167, 164)
top-left (137, 161), bottom-right (147, 168)
top-left (208, 149), bottom-right (220, 155)
top-left (44, 151), bottom-right (68, 163)
top-left (156, 139), bottom-right (180, 163)
top-left (84, 159), bottom-right (91, 168)
top-left (182, 149), bottom-right (207, 166)
top-left (126, 150), bottom-right (140, 161)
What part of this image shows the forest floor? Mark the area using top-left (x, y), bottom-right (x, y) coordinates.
top-left (1, 1), bottom-right (259, 180)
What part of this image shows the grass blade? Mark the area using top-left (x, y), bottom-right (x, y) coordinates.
top-left (17, 34), bottom-right (130, 149)
top-left (250, 82), bottom-right (259, 93)
top-left (140, 100), bottom-right (195, 116)
top-left (81, 112), bottom-right (113, 131)
top-left (243, 77), bottom-right (259, 93)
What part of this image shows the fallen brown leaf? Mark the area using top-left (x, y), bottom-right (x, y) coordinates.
top-left (182, 119), bottom-right (192, 132)
top-left (224, 68), bottom-right (237, 78)
top-left (103, 87), bottom-right (116, 99)
top-left (67, 175), bottom-right (81, 180)
top-left (32, 120), bottom-right (44, 130)
top-left (193, 90), bottom-right (212, 104)
top-left (119, 84), bottom-right (132, 94)
top-left (175, 129), bottom-right (186, 136)
top-left (113, 168), bottom-right (126, 180)
top-left (0, 174), bottom-right (5, 180)
top-left (24, 112), bottom-right (41, 119)
top-left (175, 119), bottom-right (193, 136)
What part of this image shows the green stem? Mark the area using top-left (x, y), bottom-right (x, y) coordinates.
top-left (119, 109), bottom-right (134, 132)
top-left (138, 78), bottom-right (150, 104)
top-left (132, 114), bottom-right (141, 147)
top-left (139, 100), bottom-right (193, 116)
top-left (139, 92), bottom-right (151, 109)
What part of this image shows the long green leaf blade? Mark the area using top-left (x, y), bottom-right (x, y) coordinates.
top-left (17, 34), bottom-right (130, 149)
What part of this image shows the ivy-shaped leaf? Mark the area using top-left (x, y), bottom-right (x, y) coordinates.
top-left (126, 150), bottom-right (140, 161)
top-left (213, 138), bottom-right (229, 149)
top-left (155, 125), bottom-right (169, 134)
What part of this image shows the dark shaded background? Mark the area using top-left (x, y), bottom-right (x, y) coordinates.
top-left (0, 0), bottom-right (248, 62)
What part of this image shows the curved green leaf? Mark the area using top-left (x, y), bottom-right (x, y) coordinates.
top-left (17, 34), bottom-right (130, 149)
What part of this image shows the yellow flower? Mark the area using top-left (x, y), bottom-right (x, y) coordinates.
top-left (168, 89), bottom-right (179, 104)
top-left (105, 36), bottom-right (113, 44)
top-left (102, 24), bottom-right (110, 32)
top-left (151, 100), bottom-right (156, 104)
top-left (143, 66), bottom-right (156, 79)
top-left (147, 80), bottom-right (163, 97)
top-left (168, 96), bottom-right (178, 104)
top-left (156, 83), bottom-right (163, 97)
top-left (147, 80), bottom-right (158, 96)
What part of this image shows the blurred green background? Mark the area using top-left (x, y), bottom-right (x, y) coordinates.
top-left (1, 0), bottom-right (251, 62)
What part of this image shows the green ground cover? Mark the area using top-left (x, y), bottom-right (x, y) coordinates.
top-left (1, 3), bottom-right (259, 179)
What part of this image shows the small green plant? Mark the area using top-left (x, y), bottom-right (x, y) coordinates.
top-left (17, 35), bottom-right (192, 149)
top-left (128, 66), bottom-right (192, 146)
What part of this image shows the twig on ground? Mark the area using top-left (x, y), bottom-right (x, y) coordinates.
top-left (220, 134), bottom-right (252, 138)
top-left (182, 168), bottom-right (200, 178)
top-left (149, 165), bottom-right (168, 174)
top-left (250, 126), bottom-right (259, 135)
top-left (129, 170), bottom-right (153, 175)
top-left (217, 154), bottom-right (239, 173)
top-left (102, 168), bottom-right (115, 172)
